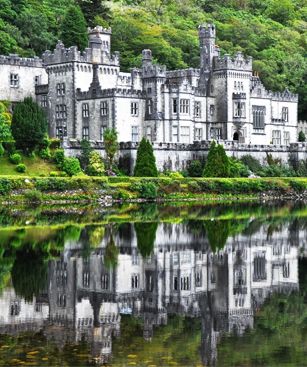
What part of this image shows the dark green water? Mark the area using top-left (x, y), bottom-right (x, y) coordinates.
top-left (0, 201), bottom-right (306, 366)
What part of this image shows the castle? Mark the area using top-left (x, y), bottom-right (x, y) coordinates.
top-left (0, 24), bottom-right (304, 171)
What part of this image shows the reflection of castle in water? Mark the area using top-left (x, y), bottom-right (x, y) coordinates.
top-left (0, 221), bottom-right (304, 365)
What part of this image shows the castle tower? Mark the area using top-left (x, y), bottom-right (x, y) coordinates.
top-left (199, 24), bottom-right (218, 72)
top-left (88, 26), bottom-right (112, 55)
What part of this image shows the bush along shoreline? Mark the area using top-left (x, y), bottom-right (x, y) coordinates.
top-left (0, 176), bottom-right (306, 204)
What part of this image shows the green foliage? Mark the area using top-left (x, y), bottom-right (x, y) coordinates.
top-left (11, 97), bottom-right (47, 153)
top-left (49, 138), bottom-right (61, 150)
top-left (187, 160), bottom-right (203, 177)
top-left (60, 5), bottom-right (87, 50)
top-left (240, 154), bottom-right (262, 173)
top-left (134, 137), bottom-right (158, 177)
top-left (135, 221), bottom-right (158, 257)
top-left (104, 235), bottom-right (119, 269)
top-left (131, 180), bottom-right (158, 199)
top-left (15, 163), bottom-right (26, 173)
top-left (78, 139), bottom-right (93, 171)
top-left (38, 147), bottom-right (51, 160)
top-left (103, 128), bottom-right (119, 171)
top-left (298, 131), bottom-right (306, 142)
top-left (229, 157), bottom-right (249, 177)
top-left (0, 102), bottom-right (12, 142)
top-left (87, 151), bottom-right (105, 176)
top-left (0, 143), bottom-right (4, 157)
top-left (0, 178), bottom-right (12, 195)
top-left (62, 157), bottom-right (82, 176)
top-left (203, 141), bottom-right (230, 178)
top-left (9, 153), bottom-right (22, 164)
top-left (54, 148), bottom-right (65, 167)
top-left (24, 189), bottom-right (43, 203)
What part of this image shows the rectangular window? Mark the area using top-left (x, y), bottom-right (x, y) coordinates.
top-left (56, 121), bottom-right (67, 138)
top-left (180, 126), bottom-right (190, 143)
top-left (272, 130), bottom-right (281, 145)
top-left (82, 127), bottom-right (89, 140)
top-left (56, 83), bottom-right (65, 96)
top-left (82, 103), bottom-right (89, 118)
top-left (100, 126), bottom-right (105, 141)
top-left (172, 99), bottom-right (178, 114)
top-left (147, 99), bottom-right (153, 115)
top-left (41, 95), bottom-right (47, 108)
top-left (82, 271), bottom-right (90, 288)
top-left (131, 274), bottom-right (139, 289)
top-left (10, 73), bottom-right (19, 88)
top-left (173, 276), bottom-right (178, 291)
top-left (172, 125), bottom-right (178, 142)
top-left (210, 127), bottom-right (222, 140)
top-left (180, 276), bottom-right (190, 291)
top-left (195, 268), bottom-right (202, 287)
top-left (101, 274), bottom-right (109, 290)
top-left (194, 101), bottom-right (201, 117)
top-left (233, 102), bottom-right (246, 118)
top-left (252, 106), bottom-right (266, 129)
top-left (146, 126), bottom-right (152, 140)
top-left (131, 126), bottom-right (139, 142)
top-left (100, 101), bottom-right (108, 116)
top-left (209, 105), bottom-right (215, 116)
top-left (180, 99), bottom-right (190, 114)
top-left (282, 107), bottom-right (289, 122)
top-left (195, 128), bottom-right (202, 141)
top-left (131, 102), bottom-right (139, 116)
top-left (284, 131), bottom-right (290, 145)
top-left (55, 104), bottom-right (67, 119)
top-left (34, 76), bottom-right (41, 86)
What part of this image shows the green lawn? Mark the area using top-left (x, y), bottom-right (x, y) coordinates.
top-left (0, 155), bottom-right (59, 176)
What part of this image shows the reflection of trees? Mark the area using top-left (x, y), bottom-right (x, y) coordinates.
top-left (104, 235), bottom-right (119, 269)
top-left (135, 222), bottom-right (158, 258)
top-left (11, 245), bottom-right (48, 302)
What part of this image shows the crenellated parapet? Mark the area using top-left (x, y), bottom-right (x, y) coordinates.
top-left (271, 89), bottom-right (298, 102)
top-left (213, 52), bottom-right (252, 72)
top-left (166, 68), bottom-right (200, 79)
top-left (0, 54), bottom-right (43, 67)
top-left (76, 87), bottom-right (146, 100)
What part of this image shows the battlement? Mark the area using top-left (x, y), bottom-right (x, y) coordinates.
top-left (0, 54), bottom-right (43, 68)
top-left (271, 89), bottom-right (298, 102)
top-left (198, 23), bottom-right (216, 39)
top-left (88, 26), bottom-right (112, 35)
top-left (166, 68), bottom-right (200, 79)
top-left (76, 87), bottom-right (146, 100)
top-left (142, 63), bottom-right (166, 78)
top-left (213, 52), bottom-right (252, 72)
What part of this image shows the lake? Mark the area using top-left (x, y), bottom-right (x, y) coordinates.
top-left (0, 200), bottom-right (306, 366)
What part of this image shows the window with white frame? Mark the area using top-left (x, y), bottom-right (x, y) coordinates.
top-left (194, 101), bottom-right (201, 117)
top-left (55, 104), bottom-right (67, 119)
top-left (56, 120), bottom-right (67, 138)
top-left (172, 98), bottom-right (178, 114)
top-left (195, 128), bottom-right (202, 141)
top-left (131, 274), bottom-right (139, 289)
top-left (82, 126), bottom-right (89, 140)
top-left (233, 101), bottom-right (246, 118)
top-left (172, 125), bottom-right (178, 142)
top-left (180, 126), bottom-right (190, 143)
top-left (147, 99), bottom-right (153, 115)
top-left (210, 127), bottom-right (222, 140)
top-left (101, 273), bottom-right (109, 290)
top-left (146, 126), bottom-right (152, 140)
top-left (180, 99), bottom-right (190, 114)
top-left (82, 103), bottom-right (89, 118)
top-left (131, 102), bottom-right (139, 116)
top-left (131, 126), bottom-right (139, 142)
top-left (272, 130), bottom-right (281, 145)
top-left (41, 95), bottom-right (47, 108)
top-left (284, 131), bottom-right (290, 145)
top-left (100, 101), bottom-right (108, 116)
top-left (282, 107), bottom-right (289, 122)
top-left (252, 106), bottom-right (266, 129)
top-left (180, 275), bottom-right (190, 290)
top-left (56, 83), bottom-right (65, 96)
top-left (10, 73), bottom-right (19, 88)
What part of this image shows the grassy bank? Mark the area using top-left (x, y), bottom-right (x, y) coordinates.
top-left (0, 176), bottom-right (306, 204)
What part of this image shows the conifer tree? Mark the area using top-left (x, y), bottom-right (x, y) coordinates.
top-left (11, 97), bottom-right (47, 153)
top-left (203, 141), bottom-right (230, 177)
top-left (103, 128), bottom-right (119, 171)
top-left (60, 5), bottom-right (88, 51)
top-left (134, 137), bottom-right (158, 177)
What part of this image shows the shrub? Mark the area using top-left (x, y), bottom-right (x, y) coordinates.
top-left (0, 143), bottom-right (4, 157)
top-left (168, 171), bottom-right (184, 179)
top-left (38, 135), bottom-right (50, 150)
top-left (54, 149), bottom-right (65, 167)
top-left (158, 179), bottom-right (181, 195)
top-left (187, 180), bottom-right (201, 193)
top-left (187, 160), bottom-right (203, 177)
top-left (0, 178), bottom-right (12, 195)
top-left (3, 142), bottom-right (15, 154)
top-left (49, 138), bottom-right (61, 149)
top-left (229, 158), bottom-right (249, 177)
top-left (39, 147), bottom-right (51, 160)
top-left (203, 141), bottom-right (230, 177)
top-left (87, 151), bottom-right (105, 176)
top-left (49, 171), bottom-right (60, 177)
top-left (134, 138), bottom-right (158, 177)
top-left (16, 163), bottom-right (26, 173)
top-left (9, 153), bottom-right (22, 164)
top-left (298, 131), bottom-right (306, 142)
top-left (35, 178), bottom-right (70, 191)
top-left (24, 189), bottom-right (43, 203)
top-left (62, 157), bottom-right (82, 176)
top-left (131, 180), bottom-right (158, 199)
top-left (240, 155), bottom-right (262, 173)
top-left (289, 180), bottom-right (306, 192)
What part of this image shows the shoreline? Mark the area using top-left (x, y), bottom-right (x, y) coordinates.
top-left (0, 176), bottom-right (306, 205)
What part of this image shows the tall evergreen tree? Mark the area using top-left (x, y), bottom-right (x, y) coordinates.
top-left (60, 5), bottom-right (88, 51)
top-left (11, 97), bottom-right (47, 153)
top-left (134, 138), bottom-right (158, 177)
top-left (203, 141), bottom-right (230, 177)
top-left (103, 128), bottom-right (119, 171)
top-left (135, 222), bottom-right (158, 258)
top-left (77, 0), bottom-right (111, 27)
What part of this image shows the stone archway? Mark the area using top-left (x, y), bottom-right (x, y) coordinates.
top-left (233, 132), bottom-right (239, 141)
top-left (233, 131), bottom-right (245, 143)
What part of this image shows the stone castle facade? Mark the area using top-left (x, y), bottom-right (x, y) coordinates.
top-left (0, 24), bottom-right (305, 170)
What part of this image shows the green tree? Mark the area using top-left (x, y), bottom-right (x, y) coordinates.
top-left (134, 137), bottom-right (158, 177)
top-left (103, 128), bottom-right (119, 172)
top-left (77, 0), bottom-right (111, 27)
top-left (203, 141), bottom-right (230, 177)
top-left (60, 5), bottom-right (88, 50)
top-left (135, 221), bottom-right (158, 257)
top-left (0, 102), bottom-right (12, 153)
top-left (298, 131), bottom-right (306, 142)
top-left (78, 139), bottom-right (93, 170)
top-left (87, 151), bottom-right (105, 176)
top-left (11, 97), bottom-right (47, 153)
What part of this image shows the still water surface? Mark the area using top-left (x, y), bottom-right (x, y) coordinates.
top-left (0, 201), bottom-right (306, 366)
